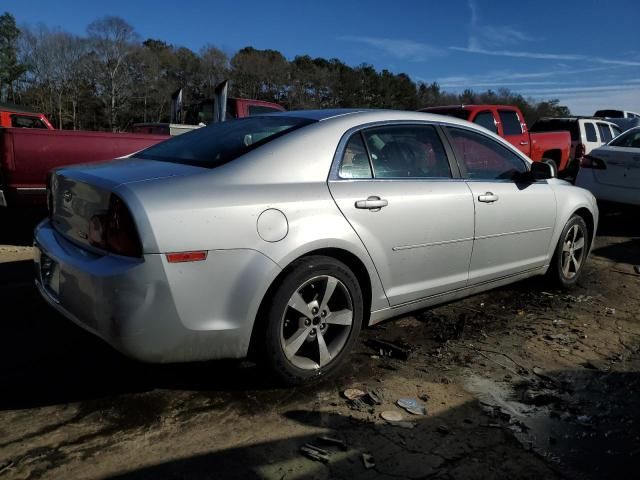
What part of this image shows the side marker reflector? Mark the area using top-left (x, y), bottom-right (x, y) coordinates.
top-left (166, 251), bottom-right (208, 263)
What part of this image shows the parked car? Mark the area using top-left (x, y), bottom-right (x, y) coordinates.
top-left (34, 110), bottom-right (598, 385)
top-left (594, 109), bottom-right (640, 119)
top-left (420, 104), bottom-right (572, 173)
top-left (602, 117), bottom-right (640, 134)
top-left (530, 117), bottom-right (622, 163)
top-left (0, 128), bottom-right (167, 207)
top-left (0, 104), bottom-right (54, 130)
top-left (575, 126), bottom-right (640, 206)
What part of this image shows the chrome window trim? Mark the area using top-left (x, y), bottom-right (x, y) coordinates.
top-left (329, 120), bottom-right (460, 182)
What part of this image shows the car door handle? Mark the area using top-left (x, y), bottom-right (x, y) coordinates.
top-left (478, 192), bottom-right (499, 203)
top-left (355, 196), bottom-right (388, 210)
top-left (520, 141), bottom-right (529, 146)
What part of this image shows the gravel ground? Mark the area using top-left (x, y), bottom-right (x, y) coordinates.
top-left (0, 205), bottom-right (638, 480)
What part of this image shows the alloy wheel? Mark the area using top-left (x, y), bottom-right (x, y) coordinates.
top-left (280, 275), bottom-right (354, 370)
top-left (561, 224), bottom-right (586, 279)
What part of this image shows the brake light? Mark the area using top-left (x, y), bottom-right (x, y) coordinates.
top-left (89, 194), bottom-right (142, 257)
top-left (575, 143), bottom-right (586, 159)
top-left (580, 155), bottom-right (606, 170)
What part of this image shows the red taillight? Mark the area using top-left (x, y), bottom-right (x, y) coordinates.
top-left (89, 195), bottom-right (142, 257)
top-left (575, 143), bottom-right (586, 159)
top-left (580, 155), bottom-right (606, 170)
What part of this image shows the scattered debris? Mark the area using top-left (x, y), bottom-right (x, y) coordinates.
top-left (397, 398), bottom-right (427, 415)
top-left (366, 338), bottom-right (412, 361)
top-left (343, 388), bottom-right (366, 401)
top-left (300, 443), bottom-right (331, 464)
top-left (605, 307), bottom-right (616, 315)
top-left (437, 425), bottom-right (450, 435)
top-left (317, 436), bottom-right (348, 451)
top-left (381, 410), bottom-right (403, 422)
top-left (361, 453), bottom-right (375, 469)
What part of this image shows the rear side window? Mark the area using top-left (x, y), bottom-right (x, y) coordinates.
top-left (135, 116), bottom-right (315, 168)
top-left (473, 111), bottom-right (497, 133)
top-left (612, 125), bottom-right (622, 138)
top-left (339, 133), bottom-right (372, 179)
top-left (361, 125), bottom-right (451, 178)
top-left (447, 127), bottom-right (528, 180)
top-left (498, 110), bottom-right (522, 136)
top-left (584, 123), bottom-right (598, 142)
top-left (597, 123), bottom-right (613, 142)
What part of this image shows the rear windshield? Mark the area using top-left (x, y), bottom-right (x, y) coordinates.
top-left (594, 110), bottom-right (623, 118)
top-left (423, 109), bottom-right (471, 121)
top-left (530, 119), bottom-right (579, 141)
top-left (135, 116), bottom-right (315, 167)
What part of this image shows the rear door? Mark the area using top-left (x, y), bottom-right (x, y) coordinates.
top-left (443, 125), bottom-right (556, 284)
top-left (329, 123), bottom-right (475, 306)
top-left (498, 109), bottom-right (529, 156)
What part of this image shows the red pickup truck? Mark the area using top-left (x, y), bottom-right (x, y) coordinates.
top-left (0, 128), bottom-right (166, 207)
top-left (420, 105), bottom-right (572, 172)
top-left (0, 107), bottom-right (54, 130)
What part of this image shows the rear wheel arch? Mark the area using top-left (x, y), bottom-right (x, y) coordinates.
top-left (248, 247), bottom-right (373, 360)
top-left (541, 149), bottom-right (562, 170)
top-left (572, 207), bottom-right (595, 249)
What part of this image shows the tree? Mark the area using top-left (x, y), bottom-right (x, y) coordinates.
top-left (0, 12), bottom-right (25, 101)
top-left (87, 16), bottom-right (138, 131)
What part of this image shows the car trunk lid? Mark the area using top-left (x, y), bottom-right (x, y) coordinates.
top-left (50, 158), bottom-right (205, 250)
top-left (591, 146), bottom-right (640, 189)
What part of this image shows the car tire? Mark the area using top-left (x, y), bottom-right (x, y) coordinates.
top-left (261, 255), bottom-right (363, 385)
top-left (549, 215), bottom-right (589, 288)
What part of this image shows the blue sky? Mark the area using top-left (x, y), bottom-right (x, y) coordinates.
top-left (5, 0), bottom-right (640, 114)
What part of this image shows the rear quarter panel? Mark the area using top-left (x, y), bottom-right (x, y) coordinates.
top-left (528, 131), bottom-right (571, 170)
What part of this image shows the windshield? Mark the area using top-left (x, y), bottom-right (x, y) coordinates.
top-left (135, 116), bottom-right (315, 168)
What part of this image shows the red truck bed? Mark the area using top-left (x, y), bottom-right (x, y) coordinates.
top-left (0, 128), bottom-right (168, 207)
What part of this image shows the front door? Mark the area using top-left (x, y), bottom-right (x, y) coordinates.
top-left (329, 124), bottom-right (475, 306)
top-left (444, 126), bottom-right (556, 284)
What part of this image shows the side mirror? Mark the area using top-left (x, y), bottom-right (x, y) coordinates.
top-left (531, 161), bottom-right (556, 180)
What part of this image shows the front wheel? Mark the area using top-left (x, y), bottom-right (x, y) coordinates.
top-left (261, 255), bottom-right (363, 385)
top-left (549, 215), bottom-right (589, 288)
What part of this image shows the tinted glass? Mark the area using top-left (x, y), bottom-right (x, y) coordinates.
top-left (584, 123), bottom-right (598, 142)
top-left (135, 116), bottom-right (315, 167)
top-left (447, 127), bottom-right (528, 180)
top-left (248, 105), bottom-right (283, 115)
top-left (11, 115), bottom-right (47, 129)
top-left (499, 110), bottom-right (522, 136)
top-left (339, 133), bottom-right (372, 179)
top-left (595, 110), bottom-right (623, 118)
top-left (597, 123), bottom-right (613, 142)
top-left (473, 111), bottom-right (497, 133)
top-left (610, 130), bottom-right (640, 148)
top-left (362, 125), bottom-right (451, 178)
top-left (530, 119), bottom-right (579, 141)
top-left (612, 125), bottom-right (622, 138)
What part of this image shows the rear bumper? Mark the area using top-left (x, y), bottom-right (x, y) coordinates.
top-left (34, 219), bottom-right (281, 363)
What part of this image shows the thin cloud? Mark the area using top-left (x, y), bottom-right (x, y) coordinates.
top-left (451, 46), bottom-right (640, 67)
top-left (467, 0), bottom-right (534, 50)
top-left (339, 36), bottom-right (444, 62)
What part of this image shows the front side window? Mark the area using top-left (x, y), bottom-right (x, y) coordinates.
top-left (361, 125), bottom-right (451, 179)
top-left (597, 123), bottom-right (613, 142)
top-left (135, 116), bottom-right (315, 168)
top-left (498, 110), bottom-right (522, 136)
top-left (473, 111), bottom-right (497, 133)
top-left (338, 133), bottom-right (372, 179)
top-left (610, 129), bottom-right (640, 148)
top-left (584, 123), bottom-right (598, 142)
top-left (447, 127), bottom-right (528, 180)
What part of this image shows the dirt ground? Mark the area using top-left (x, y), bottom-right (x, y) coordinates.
top-left (0, 205), bottom-right (639, 480)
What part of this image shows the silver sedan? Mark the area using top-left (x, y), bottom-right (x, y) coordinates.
top-left (34, 110), bottom-right (598, 384)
